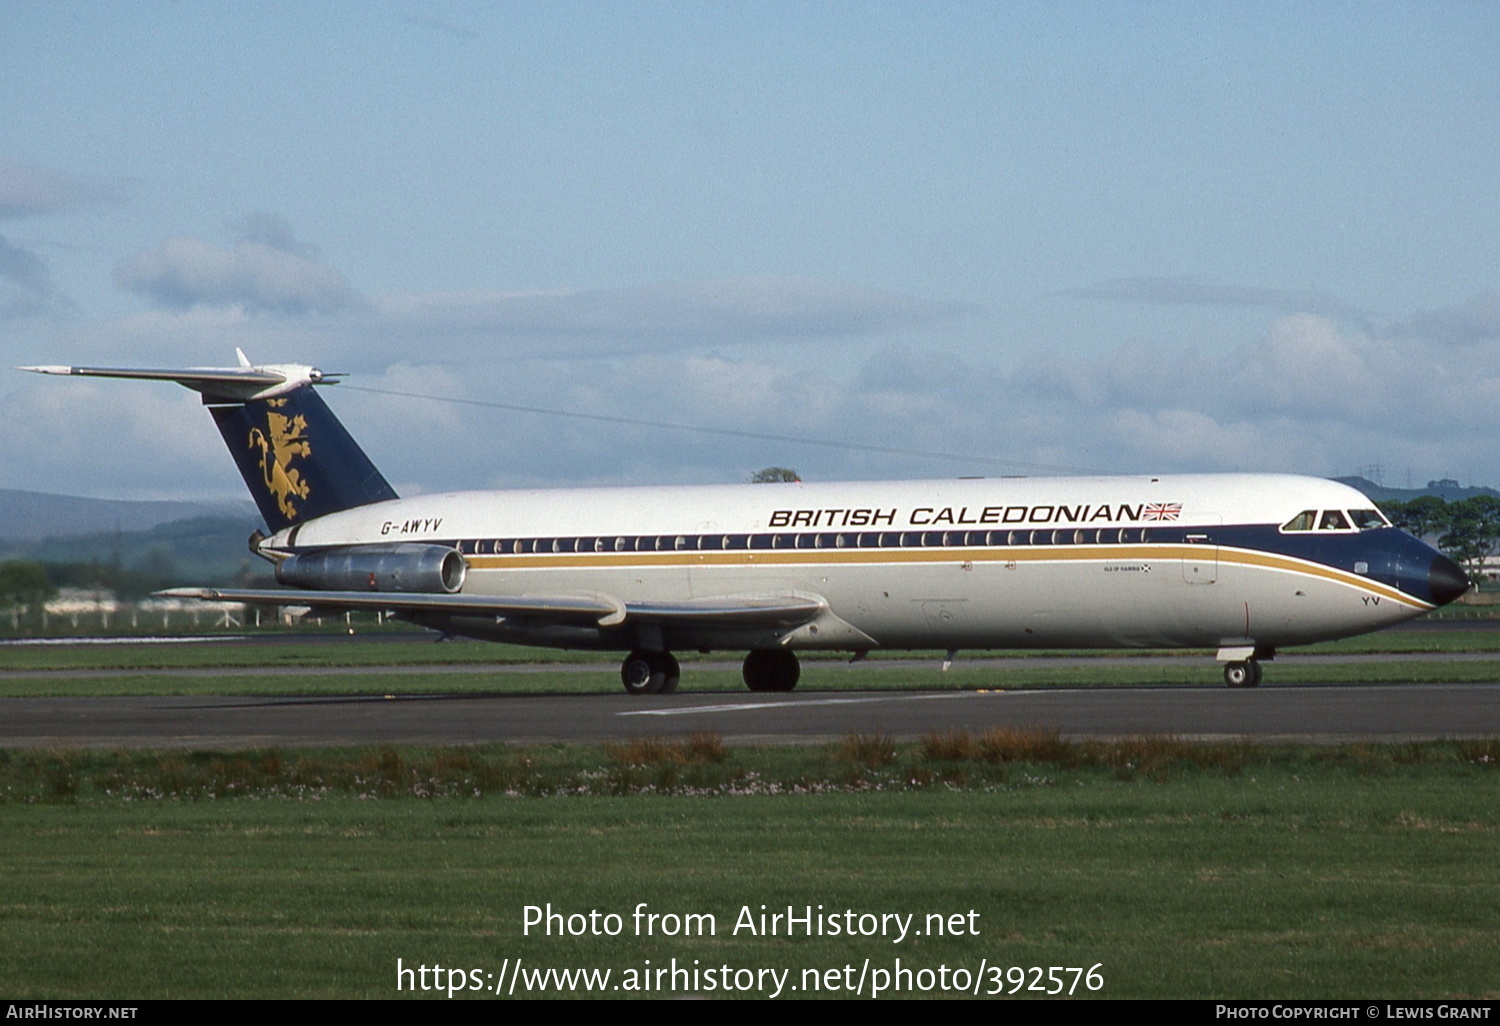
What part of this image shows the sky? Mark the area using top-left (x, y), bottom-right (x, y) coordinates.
top-left (4, 1), bottom-right (1500, 505)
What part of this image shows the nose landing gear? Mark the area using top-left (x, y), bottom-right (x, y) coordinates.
top-left (1223, 660), bottom-right (1263, 688)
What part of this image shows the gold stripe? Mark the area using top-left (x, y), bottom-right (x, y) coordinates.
top-left (465, 544), bottom-right (1429, 610)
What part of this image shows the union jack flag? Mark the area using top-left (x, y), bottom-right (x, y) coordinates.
top-left (1142, 502), bottom-right (1182, 521)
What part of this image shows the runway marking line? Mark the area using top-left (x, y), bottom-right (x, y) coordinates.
top-left (619, 692), bottom-right (978, 717)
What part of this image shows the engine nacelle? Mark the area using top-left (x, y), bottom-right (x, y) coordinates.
top-left (275, 543), bottom-right (467, 594)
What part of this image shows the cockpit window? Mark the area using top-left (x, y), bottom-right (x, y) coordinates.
top-left (1281, 510), bottom-right (1317, 532)
top-left (1319, 510), bottom-right (1351, 531)
top-left (1349, 508), bottom-right (1389, 530)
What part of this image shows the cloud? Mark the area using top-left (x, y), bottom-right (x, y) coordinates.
top-left (0, 233), bottom-right (62, 318)
top-left (1394, 291), bottom-right (1500, 343)
top-left (371, 277), bottom-right (976, 357)
top-left (114, 229), bottom-right (364, 315)
top-left (1057, 275), bottom-right (1367, 321)
top-left (0, 158), bottom-right (121, 220)
top-left (23, 253), bottom-right (1500, 501)
top-left (236, 212), bottom-right (320, 258)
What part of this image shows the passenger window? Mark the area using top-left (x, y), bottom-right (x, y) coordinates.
top-left (1282, 510), bottom-right (1317, 532)
top-left (1319, 510), bottom-right (1351, 531)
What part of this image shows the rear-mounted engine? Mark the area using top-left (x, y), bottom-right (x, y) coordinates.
top-left (275, 543), bottom-right (467, 593)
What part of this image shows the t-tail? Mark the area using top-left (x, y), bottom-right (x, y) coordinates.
top-left (19, 350), bottom-right (397, 532)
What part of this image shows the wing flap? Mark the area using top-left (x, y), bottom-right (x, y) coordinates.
top-left (624, 596), bottom-right (824, 628)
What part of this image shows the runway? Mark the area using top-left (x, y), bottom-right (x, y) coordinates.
top-left (3, 681), bottom-right (1498, 749)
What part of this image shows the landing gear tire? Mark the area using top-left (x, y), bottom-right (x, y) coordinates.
top-left (743, 649), bottom-right (800, 692)
top-left (622, 650), bottom-right (677, 695)
top-left (1224, 660), bottom-right (1262, 688)
top-left (659, 652), bottom-right (681, 695)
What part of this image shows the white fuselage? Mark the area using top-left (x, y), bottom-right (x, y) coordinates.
top-left (264, 473), bottom-right (1435, 653)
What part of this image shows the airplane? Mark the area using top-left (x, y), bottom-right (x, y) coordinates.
top-left (21, 353), bottom-right (1471, 693)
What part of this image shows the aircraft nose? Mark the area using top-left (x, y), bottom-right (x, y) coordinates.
top-left (1427, 553), bottom-right (1471, 607)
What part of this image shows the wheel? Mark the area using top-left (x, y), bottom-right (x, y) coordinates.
top-left (621, 649), bottom-right (673, 695)
top-left (659, 652), bottom-right (681, 695)
top-left (742, 649), bottom-right (800, 692)
top-left (1223, 660), bottom-right (1260, 688)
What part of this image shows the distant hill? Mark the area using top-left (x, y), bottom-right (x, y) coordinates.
top-left (0, 489), bottom-right (255, 542)
top-left (1333, 477), bottom-right (1500, 503)
top-left (0, 514), bottom-right (273, 594)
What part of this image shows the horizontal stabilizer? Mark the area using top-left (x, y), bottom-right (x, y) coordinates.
top-left (18, 356), bottom-right (339, 402)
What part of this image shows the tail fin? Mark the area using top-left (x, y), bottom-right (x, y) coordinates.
top-left (209, 386), bottom-right (397, 531)
top-left (19, 355), bottom-right (398, 532)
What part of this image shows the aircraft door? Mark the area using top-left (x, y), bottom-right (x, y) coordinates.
top-left (1181, 531), bottom-right (1219, 585)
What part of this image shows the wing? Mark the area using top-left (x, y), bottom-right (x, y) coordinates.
top-left (157, 587), bottom-right (825, 630)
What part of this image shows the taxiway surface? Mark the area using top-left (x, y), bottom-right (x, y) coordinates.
top-left (3, 682), bottom-right (1497, 749)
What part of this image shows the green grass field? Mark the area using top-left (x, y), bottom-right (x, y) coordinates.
top-left (3, 627), bottom-right (1500, 698)
top-left (3, 624), bottom-right (1499, 674)
top-left (1, 738), bottom-right (1496, 999)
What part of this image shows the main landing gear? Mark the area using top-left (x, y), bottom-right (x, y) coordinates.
top-left (742, 649), bottom-right (800, 692)
top-left (617, 648), bottom-right (803, 694)
top-left (1223, 660), bottom-right (1263, 688)
top-left (620, 649), bottom-right (680, 695)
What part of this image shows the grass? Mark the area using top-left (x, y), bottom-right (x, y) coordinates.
top-left (4, 623), bottom-right (1500, 675)
top-left (4, 657), bottom-right (1500, 698)
top-left (1, 736), bottom-right (1497, 999)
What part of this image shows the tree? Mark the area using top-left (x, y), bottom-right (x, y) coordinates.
top-left (748, 467), bottom-right (800, 483)
top-left (0, 561), bottom-right (55, 623)
top-left (1438, 496), bottom-right (1500, 575)
top-left (1379, 495), bottom-right (1450, 540)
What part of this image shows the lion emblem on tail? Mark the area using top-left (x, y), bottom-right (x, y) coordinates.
top-left (248, 406), bottom-right (312, 519)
